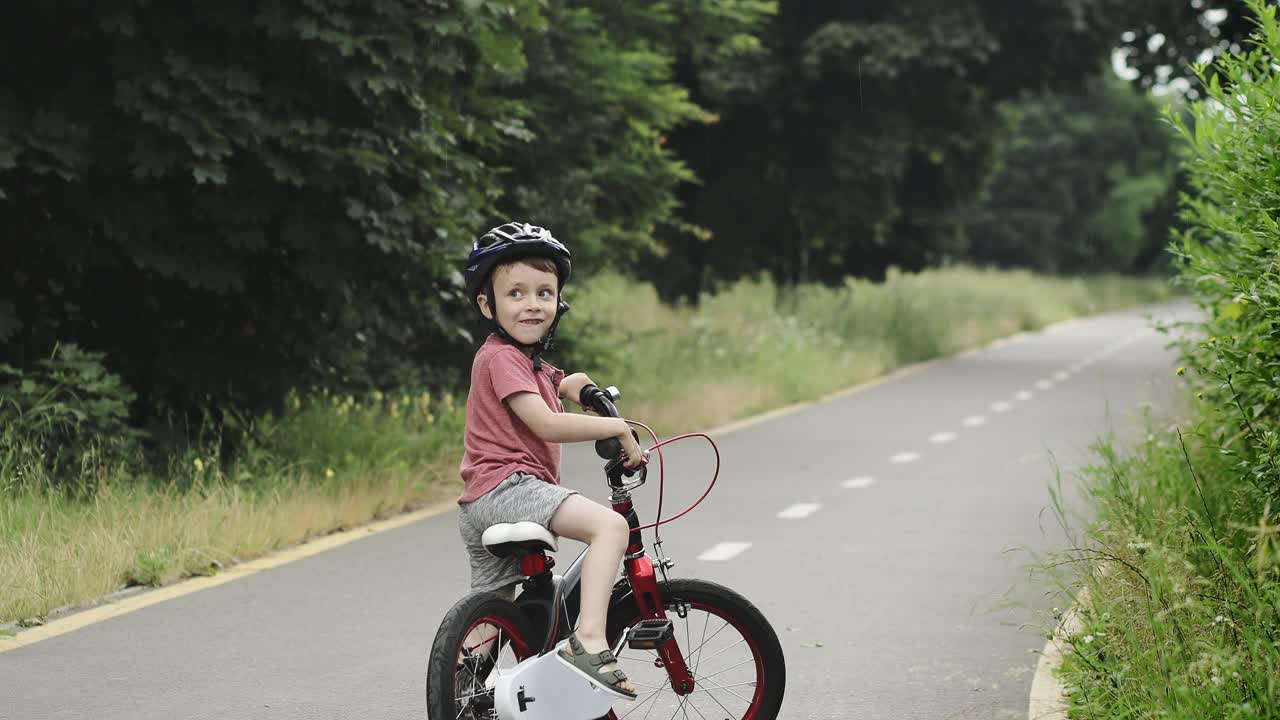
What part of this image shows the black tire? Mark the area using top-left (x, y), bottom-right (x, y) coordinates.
top-left (426, 591), bottom-right (536, 720)
top-left (604, 578), bottom-right (786, 720)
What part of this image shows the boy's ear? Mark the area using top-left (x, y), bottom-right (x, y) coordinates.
top-left (476, 293), bottom-right (494, 321)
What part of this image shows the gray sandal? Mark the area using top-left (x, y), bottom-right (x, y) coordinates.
top-left (555, 633), bottom-right (638, 701)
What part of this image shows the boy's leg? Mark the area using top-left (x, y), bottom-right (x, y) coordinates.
top-left (549, 494), bottom-right (636, 694)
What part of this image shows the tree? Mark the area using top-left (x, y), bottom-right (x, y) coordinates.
top-left (0, 1), bottom-right (548, 423)
top-left (1114, 0), bottom-right (1257, 93)
top-left (649, 0), bottom-right (1155, 302)
top-left (0, 1), bottom-right (776, 432)
top-left (964, 73), bottom-right (1182, 274)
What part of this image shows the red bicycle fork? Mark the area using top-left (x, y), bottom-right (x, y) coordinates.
top-left (615, 498), bottom-right (695, 696)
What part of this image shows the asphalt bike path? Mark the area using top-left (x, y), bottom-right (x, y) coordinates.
top-left (0, 303), bottom-right (1192, 719)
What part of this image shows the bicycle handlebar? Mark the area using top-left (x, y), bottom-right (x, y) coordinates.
top-left (579, 383), bottom-right (645, 485)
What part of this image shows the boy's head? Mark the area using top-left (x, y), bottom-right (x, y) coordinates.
top-left (476, 257), bottom-right (561, 347)
top-left (464, 222), bottom-right (572, 355)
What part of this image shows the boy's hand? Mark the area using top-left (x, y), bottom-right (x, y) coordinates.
top-left (616, 419), bottom-right (645, 469)
top-left (559, 373), bottom-right (594, 408)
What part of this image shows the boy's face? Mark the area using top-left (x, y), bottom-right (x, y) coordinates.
top-left (477, 261), bottom-right (560, 346)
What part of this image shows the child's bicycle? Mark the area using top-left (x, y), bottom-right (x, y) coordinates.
top-left (426, 384), bottom-right (786, 720)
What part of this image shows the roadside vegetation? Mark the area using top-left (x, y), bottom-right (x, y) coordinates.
top-left (1055, 2), bottom-right (1280, 715)
top-left (0, 268), bottom-right (1167, 624)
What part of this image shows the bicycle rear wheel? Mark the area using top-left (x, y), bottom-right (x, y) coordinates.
top-left (426, 591), bottom-right (536, 720)
top-left (605, 578), bottom-right (786, 720)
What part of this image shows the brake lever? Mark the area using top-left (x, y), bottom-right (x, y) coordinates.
top-left (606, 450), bottom-right (650, 487)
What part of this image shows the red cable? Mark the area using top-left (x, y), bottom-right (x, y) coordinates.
top-left (625, 420), bottom-right (720, 532)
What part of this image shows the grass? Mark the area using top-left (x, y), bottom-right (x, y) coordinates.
top-left (0, 266), bottom-right (1171, 625)
top-left (569, 267), bottom-right (1172, 433)
top-left (1051, 410), bottom-right (1280, 717)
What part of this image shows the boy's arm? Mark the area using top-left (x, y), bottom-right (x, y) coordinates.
top-left (557, 372), bottom-right (593, 408)
top-left (508, 392), bottom-right (627, 443)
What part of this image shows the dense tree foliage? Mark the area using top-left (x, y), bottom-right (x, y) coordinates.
top-left (648, 0), bottom-right (1168, 301)
top-left (1114, 0), bottom-right (1257, 92)
top-left (0, 0), bottom-right (1217, 439)
top-left (0, 1), bottom-right (770, 428)
top-left (964, 74), bottom-right (1182, 274)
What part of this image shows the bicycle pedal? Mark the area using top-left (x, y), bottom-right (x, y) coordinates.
top-left (627, 619), bottom-right (675, 649)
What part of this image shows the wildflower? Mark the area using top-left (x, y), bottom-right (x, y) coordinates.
top-left (1215, 614), bottom-right (1226, 623)
top-left (1176, 366), bottom-right (1186, 376)
top-left (325, 468), bottom-right (335, 479)
top-left (194, 458), bottom-right (204, 473)
top-left (1082, 634), bottom-right (1094, 644)
top-left (1208, 336), bottom-right (1217, 344)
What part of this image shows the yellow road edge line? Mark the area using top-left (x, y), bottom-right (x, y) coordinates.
top-left (0, 500), bottom-right (455, 653)
top-left (0, 309), bottom-right (1106, 653)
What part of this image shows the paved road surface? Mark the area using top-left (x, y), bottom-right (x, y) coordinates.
top-left (0, 303), bottom-right (1193, 719)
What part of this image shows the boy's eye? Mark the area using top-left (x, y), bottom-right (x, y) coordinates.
top-left (538, 289), bottom-right (554, 299)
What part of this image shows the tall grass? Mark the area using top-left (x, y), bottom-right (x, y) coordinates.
top-left (0, 266), bottom-right (1169, 624)
top-left (1051, 4), bottom-right (1280, 715)
top-left (571, 267), bottom-right (1170, 432)
top-left (1055, 410), bottom-right (1280, 717)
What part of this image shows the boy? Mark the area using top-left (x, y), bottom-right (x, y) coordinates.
top-left (456, 221), bottom-right (643, 700)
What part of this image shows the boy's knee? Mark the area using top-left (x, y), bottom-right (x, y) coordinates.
top-left (604, 511), bottom-right (630, 542)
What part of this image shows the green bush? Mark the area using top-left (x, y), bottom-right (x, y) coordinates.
top-left (0, 344), bottom-right (141, 493)
top-left (1170, 0), bottom-right (1280, 508)
top-left (1058, 2), bottom-right (1280, 716)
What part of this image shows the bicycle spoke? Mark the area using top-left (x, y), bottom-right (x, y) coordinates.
top-left (617, 677), bottom-right (670, 720)
top-left (611, 602), bottom-right (765, 720)
top-left (691, 610), bottom-right (709, 676)
top-left (690, 677), bottom-right (754, 705)
top-left (689, 680), bottom-right (758, 693)
top-left (685, 618), bottom-right (732, 664)
top-left (684, 694), bottom-right (709, 720)
top-left (667, 694), bottom-right (691, 720)
top-left (697, 680), bottom-right (739, 718)
top-left (627, 680), bottom-right (669, 690)
top-left (696, 656), bottom-right (755, 682)
top-left (688, 637), bottom-right (744, 672)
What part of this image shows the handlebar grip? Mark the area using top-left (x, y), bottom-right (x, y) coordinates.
top-left (580, 383), bottom-right (636, 461)
top-left (596, 436), bottom-right (623, 460)
top-left (596, 428), bottom-right (641, 461)
top-left (579, 384), bottom-right (603, 411)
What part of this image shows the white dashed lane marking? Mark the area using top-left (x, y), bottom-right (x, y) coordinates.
top-left (929, 431), bottom-right (956, 444)
top-left (962, 415), bottom-right (987, 427)
top-left (990, 401), bottom-right (1012, 413)
top-left (1015, 390), bottom-right (1034, 401)
top-left (1034, 379), bottom-right (1053, 390)
top-left (697, 542), bottom-right (752, 562)
top-left (777, 503), bottom-right (822, 519)
top-left (1053, 371), bottom-right (1070, 382)
top-left (842, 476), bottom-right (876, 489)
top-left (890, 452), bottom-right (920, 464)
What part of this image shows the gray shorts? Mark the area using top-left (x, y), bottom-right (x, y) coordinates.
top-left (458, 472), bottom-right (578, 592)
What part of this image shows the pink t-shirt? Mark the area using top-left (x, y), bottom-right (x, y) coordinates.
top-left (458, 335), bottom-right (565, 504)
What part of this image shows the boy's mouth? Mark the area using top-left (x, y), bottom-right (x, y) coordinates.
top-left (519, 319), bottom-right (544, 326)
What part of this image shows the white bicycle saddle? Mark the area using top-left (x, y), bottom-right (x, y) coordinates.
top-left (481, 521), bottom-right (559, 557)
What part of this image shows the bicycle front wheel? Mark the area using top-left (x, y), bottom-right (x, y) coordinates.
top-left (605, 578), bottom-right (786, 720)
top-left (426, 591), bottom-right (536, 720)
